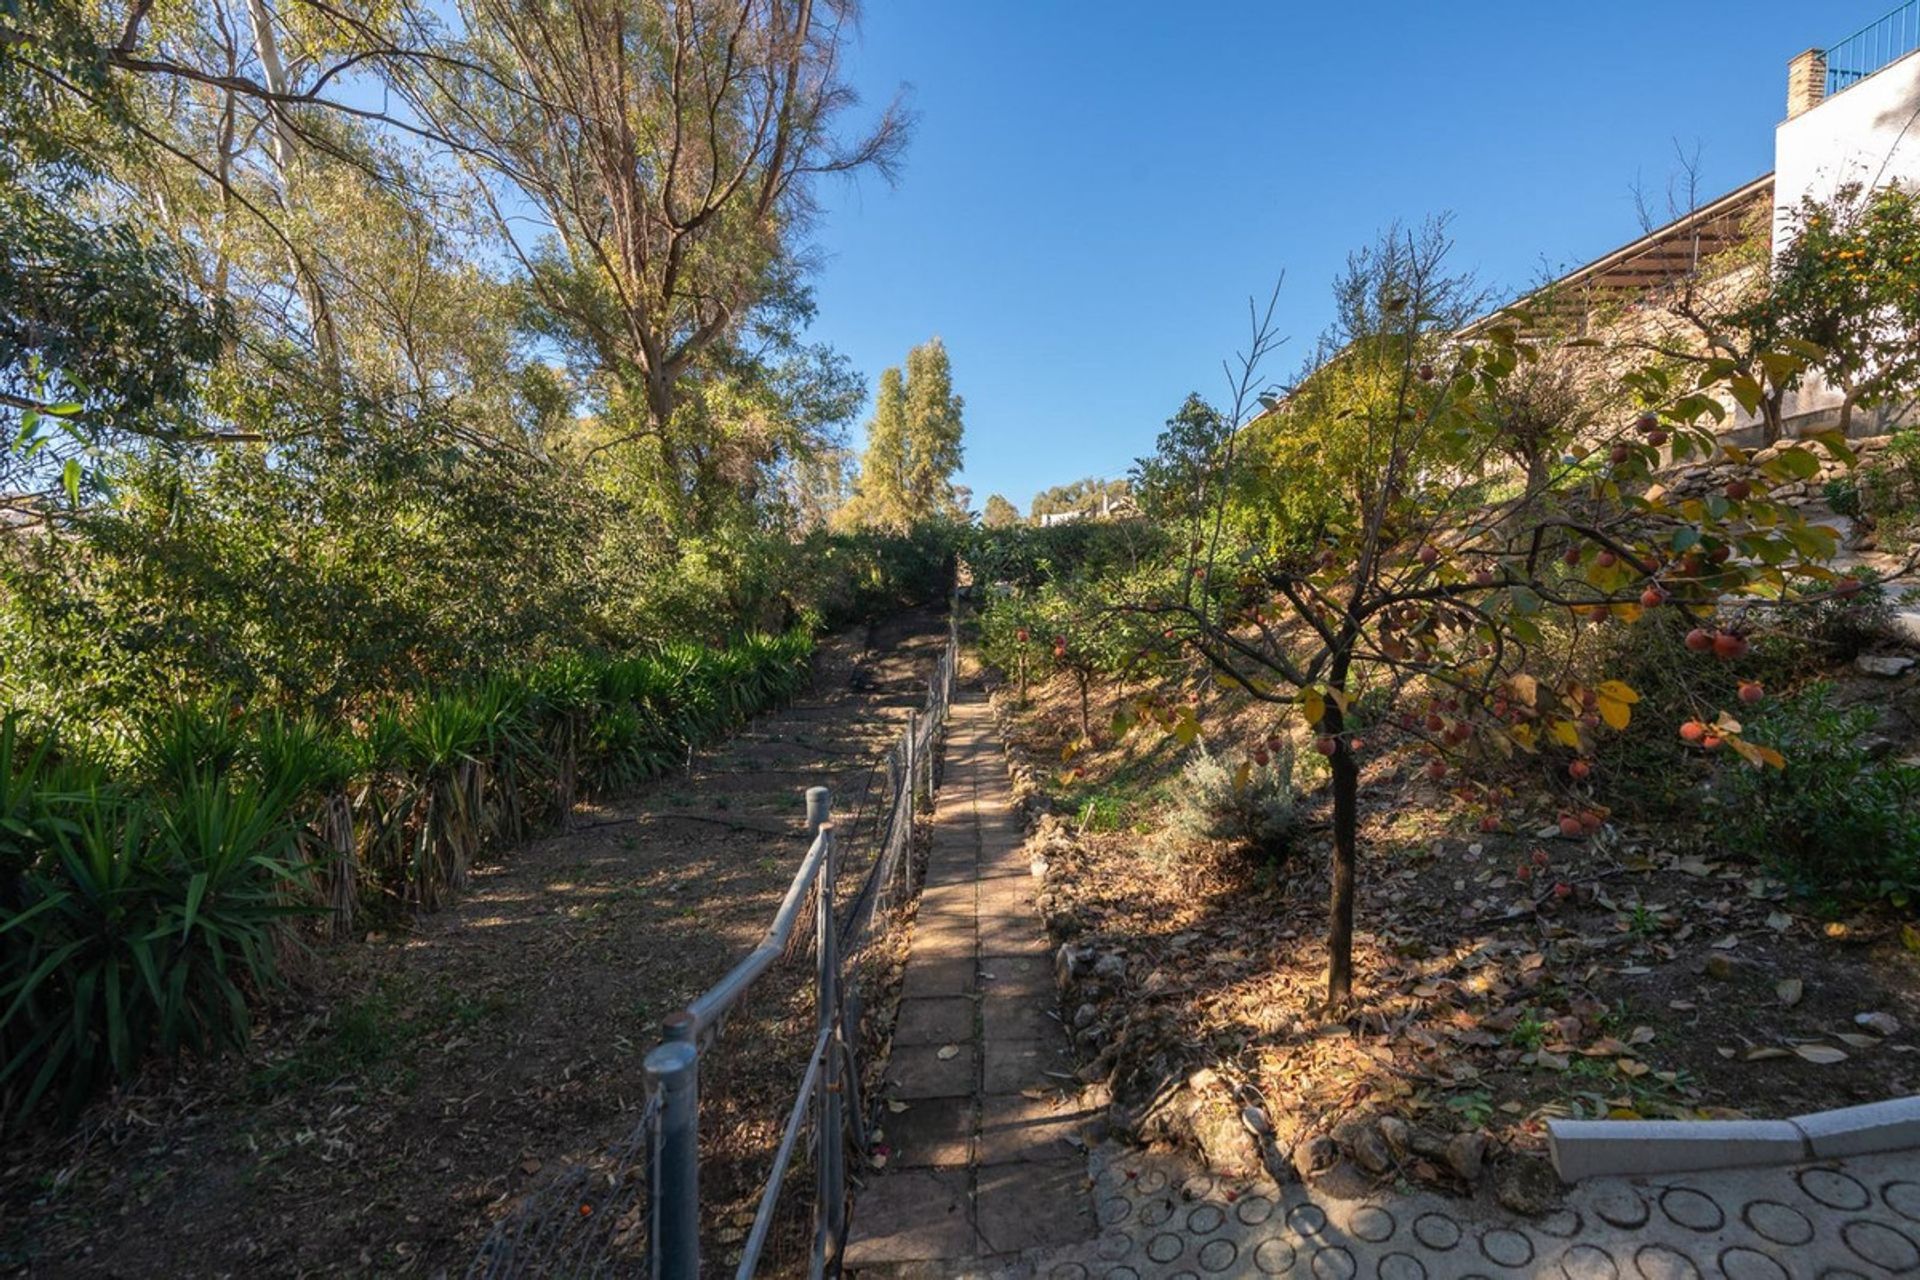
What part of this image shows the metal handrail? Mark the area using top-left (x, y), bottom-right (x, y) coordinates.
top-left (679, 808), bottom-right (835, 1041)
top-left (643, 613), bottom-right (960, 1280)
top-left (1827, 0), bottom-right (1920, 96)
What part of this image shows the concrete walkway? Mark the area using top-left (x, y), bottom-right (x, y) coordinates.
top-left (847, 689), bottom-right (1101, 1271)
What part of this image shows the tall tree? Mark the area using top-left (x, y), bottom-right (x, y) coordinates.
top-left (412, 0), bottom-right (909, 484)
top-left (982, 493), bottom-right (1021, 528)
top-left (902, 337), bottom-right (965, 520)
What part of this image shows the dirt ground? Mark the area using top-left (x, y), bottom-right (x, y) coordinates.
top-left (992, 653), bottom-right (1920, 1207)
top-left (0, 608), bottom-right (951, 1279)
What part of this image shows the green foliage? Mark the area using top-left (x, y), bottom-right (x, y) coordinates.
top-left (981, 494), bottom-right (1022, 528)
top-left (1169, 742), bottom-right (1298, 863)
top-left (840, 339), bottom-right (967, 532)
top-left (1715, 684), bottom-right (1920, 908)
top-left (1753, 185), bottom-right (1920, 427)
top-left (0, 625), bottom-right (817, 1126)
top-left (0, 755), bottom-right (307, 1123)
top-left (1859, 428), bottom-right (1920, 543)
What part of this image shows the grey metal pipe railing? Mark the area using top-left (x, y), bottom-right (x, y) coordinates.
top-left (643, 608), bottom-right (960, 1280)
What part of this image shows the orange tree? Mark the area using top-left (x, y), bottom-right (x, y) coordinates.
top-left (1133, 227), bottom-right (1858, 1007)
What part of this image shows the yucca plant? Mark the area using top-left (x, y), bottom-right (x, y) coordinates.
top-left (1, 769), bottom-right (305, 1124)
top-left (529, 654), bottom-right (602, 818)
top-left (135, 701), bottom-right (247, 794)
top-left (392, 690), bottom-right (493, 911)
top-left (246, 710), bottom-right (362, 938)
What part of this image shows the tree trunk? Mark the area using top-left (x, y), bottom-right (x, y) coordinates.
top-left (1325, 703), bottom-right (1358, 1008)
top-left (1076, 671), bottom-right (1091, 738)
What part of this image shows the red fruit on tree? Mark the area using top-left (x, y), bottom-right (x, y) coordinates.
top-left (1563, 545), bottom-right (1582, 566)
top-left (1516, 864), bottom-right (1532, 881)
top-left (1709, 543), bottom-right (1732, 564)
top-left (1596, 550), bottom-right (1618, 568)
top-left (1725, 479), bottom-right (1751, 501)
top-left (1418, 544), bottom-right (1439, 566)
top-left (1553, 882), bottom-right (1574, 899)
top-left (1579, 810), bottom-right (1602, 833)
top-left (1702, 734), bottom-right (1724, 751)
top-left (1531, 848), bottom-right (1551, 868)
top-left (1836, 577), bottom-right (1863, 597)
top-left (1314, 736), bottom-right (1337, 757)
top-left (1636, 412), bottom-right (1659, 433)
top-left (1473, 568), bottom-right (1496, 588)
top-left (1712, 632), bottom-right (1748, 660)
top-left (1648, 429), bottom-right (1669, 447)
top-left (1016, 628), bottom-right (1029, 643)
top-left (1679, 720), bottom-right (1707, 744)
top-left (1685, 628), bottom-right (1715, 653)
top-left (1425, 713), bottom-right (1445, 733)
top-left (1738, 681), bottom-right (1764, 704)
top-left (1610, 444), bottom-right (1631, 466)
top-left (1253, 747), bottom-right (1271, 766)
top-left (1569, 759), bottom-right (1592, 781)
top-left (1426, 759), bottom-right (1447, 781)
top-left (1418, 363), bottom-right (1435, 382)
top-left (1479, 814), bottom-right (1500, 833)
top-left (1641, 585), bottom-right (1668, 607)
top-left (1558, 814), bottom-right (1582, 838)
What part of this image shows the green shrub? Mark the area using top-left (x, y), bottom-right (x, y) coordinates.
top-left (1169, 742), bottom-right (1297, 863)
top-left (1715, 683), bottom-right (1920, 908)
top-left (1, 762), bottom-right (308, 1122)
top-left (1860, 428), bottom-right (1920, 541)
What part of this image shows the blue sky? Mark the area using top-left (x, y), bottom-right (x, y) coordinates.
top-left (803, 1), bottom-right (1884, 513)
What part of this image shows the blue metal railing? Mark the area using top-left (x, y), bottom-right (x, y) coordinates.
top-left (1827, 0), bottom-right (1920, 96)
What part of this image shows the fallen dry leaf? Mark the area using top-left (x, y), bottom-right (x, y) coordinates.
top-left (1794, 1044), bottom-right (1849, 1065)
top-left (936, 1044), bottom-right (959, 1060)
top-left (1776, 978), bottom-right (1804, 1007)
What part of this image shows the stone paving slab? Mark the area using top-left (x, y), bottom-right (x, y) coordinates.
top-left (849, 688), bottom-right (1100, 1272)
top-left (1017, 1143), bottom-right (1920, 1280)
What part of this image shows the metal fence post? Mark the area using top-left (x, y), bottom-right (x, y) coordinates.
top-left (905, 710), bottom-right (917, 817)
top-left (647, 1027), bottom-right (701, 1280)
top-left (807, 787), bottom-right (846, 1270)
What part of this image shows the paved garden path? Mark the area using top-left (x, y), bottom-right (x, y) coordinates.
top-left (846, 689), bottom-right (1102, 1271)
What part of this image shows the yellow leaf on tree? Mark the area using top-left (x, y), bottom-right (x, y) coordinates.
top-left (1509, 723), bottom-right (1538, 751)
top-left (1549, 719), bottom-right (1583, 749)
top-left (1596, 696), bottom-right (1632, 731)
top-left (1596, 680), bottom-right (1640, 705)
top-left (1300, 689), bottom-right (1325, 728)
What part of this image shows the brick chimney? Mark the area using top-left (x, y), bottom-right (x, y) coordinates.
top-left (1787, 47), bottom-right (1828, 118)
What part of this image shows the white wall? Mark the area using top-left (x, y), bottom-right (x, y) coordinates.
top-left (1775, 47), bottom-right (1920, 244)
top-left (1770, 48), bottom-right (1920, 435)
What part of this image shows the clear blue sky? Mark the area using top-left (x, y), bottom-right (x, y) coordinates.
top-left (803, 1), bottom-right (1884, 513)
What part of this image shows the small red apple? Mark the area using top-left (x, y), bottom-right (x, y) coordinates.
top-left (1553, 882), bottom-right (1574, 899)
top-left (1569, 759), bottom-right (1592, 781)
top-left (1314, 736), bottom-right (1336, 757)
top-left (1636, 412), bottom-right (1659, 433)
top-left (1685, 628), bottom-right (1715, 653)
top-left (1531, 848), bottom-right (1551, 868)
top-left (1725, 479), bottom-right (1751, 501)
top-left (1426, 759), bottom-right (1448, 781)
top-left (1738, 681), bottom-right (1764, 704)
top-left (1596, 551), bottom-right (1618, 569)
top-left (1641, 585), bottom-right (1668, 608)
top-left (1563, 545), bottom-right (1582, 566)
top-left (1679, 720), bottom-right (1707, 744)
top-left (1418, 363), bottom-right (1435, 382)
top-left (1418, 544), bottom-right (1439, 566)
top-left (1702, 734), bottom-right (1724, 751)
top-left (1712, 632), bottom-right (1748, 660)
top-left (1610, 444), bottom-right (1631, 466)
top-left (1479, 814), bottom-right (1500, 833)
top-left (1473, 568), bottom-right (1496, 588)
top-left (1648, 429), bottom-right (1669, 447)
top-left (1557, 814), bottom-right (1582, 838)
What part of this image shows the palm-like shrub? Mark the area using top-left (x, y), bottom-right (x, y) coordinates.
top-left (1, 749), bottom-right (306, 1122)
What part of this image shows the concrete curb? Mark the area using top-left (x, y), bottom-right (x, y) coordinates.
top-left (1548, 1096), bottom-right (1920, 1181)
